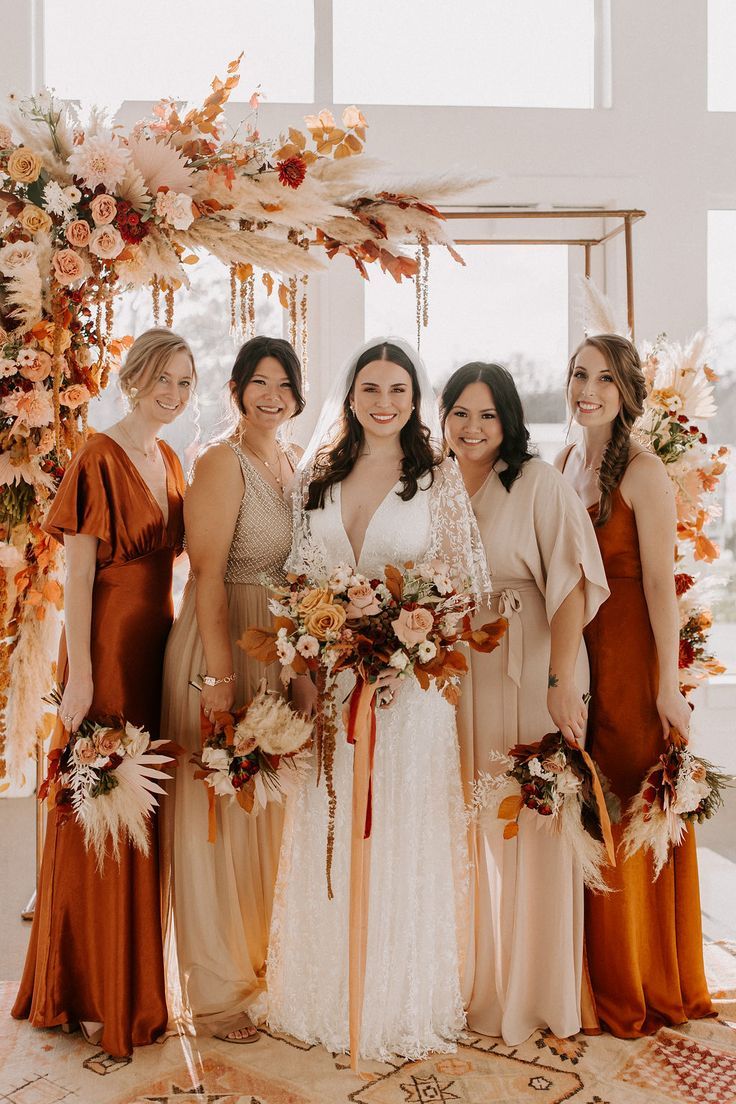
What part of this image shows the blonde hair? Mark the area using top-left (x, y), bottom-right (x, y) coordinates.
top-left (119, 328), bottom-right (195, 402)
top-left (566, 333), bottom-right (646, 526)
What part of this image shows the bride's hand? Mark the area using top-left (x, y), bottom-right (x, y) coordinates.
top-left (374, 670), bottom-right (402, 708)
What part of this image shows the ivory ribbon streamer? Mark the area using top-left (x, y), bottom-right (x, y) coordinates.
top-left (346, 676), bottom-right (377, 1075)
top-left (580, 747), bottom-right (616, 866)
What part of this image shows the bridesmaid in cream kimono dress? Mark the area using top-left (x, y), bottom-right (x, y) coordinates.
top-left (441, 363), bottom-right (609, 1045)
top-left (160, 337), bottom-right (304, 1041)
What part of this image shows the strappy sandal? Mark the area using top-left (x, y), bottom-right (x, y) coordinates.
top-left (214, 1016), bottom-right (260, 1044)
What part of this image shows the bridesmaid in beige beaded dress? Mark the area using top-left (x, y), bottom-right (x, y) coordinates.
top-left (160, 336), bottom-right (304, 1042)
top-left (441, 362), bottom-right (609, 1046)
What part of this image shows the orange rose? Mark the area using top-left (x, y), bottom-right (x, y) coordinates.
top-left (7, 147), bottom-right (43, 183)
top-left (37, 326), bottom-right (72, 354)
top-left (299, 588), bottom-right (333, 614)
top-left (19, 350), bottom-right (52, 382)
top-left (19, 205), bottom-right (52, 234)
top-left (304, 602), bottom-right (347, 640)
top-left (65, 219), bottom-right (91, 248)
top-left (392, 606), bottom-right (434, 647)
top-left (90, 193), bottom-right (117, 226)
top-left (52, 248), bottom-right (85, 286)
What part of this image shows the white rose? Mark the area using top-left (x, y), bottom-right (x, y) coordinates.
top-left (89, 225), bottom-right (124, 260)
top-left (388, 649), bottom-right (409, 670)
top-left (0, 242), bottom-right (37, 275)
top-left (155, 190), bottom-right (194, 230)
top-left (122, 721), bottom-right (149, 758)
top-left (417, 640), bottom-right (437, 663)
top-left (202, 746), bottom-right (231, 772)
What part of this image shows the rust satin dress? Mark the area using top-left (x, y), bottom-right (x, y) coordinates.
top-left (12, 432), bottom-right (185, 1058)
top-left (583, 487), bottom-right (713, 1037)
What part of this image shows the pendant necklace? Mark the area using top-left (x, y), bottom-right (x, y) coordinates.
top-left (241, 435), bottom-right (283, 487)
top-left (120, 421), bottom-right (158, 462)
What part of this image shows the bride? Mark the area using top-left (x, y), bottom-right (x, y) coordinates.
top-left (266, 338), bottom-right (490, 1063)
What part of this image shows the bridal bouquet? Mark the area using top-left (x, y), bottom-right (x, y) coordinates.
top-left (192, 681), bottom-right (312, 840)
top-left (242, 559), bottom-right (506, 896)
top-left (471, 732), bottom-right (620, 892)
top-left (242, 558), bottom-right (506, 703)
top-left (621, 735), bottom-right (733, 880)
top-left (39, 687), bottom-right (177, 865)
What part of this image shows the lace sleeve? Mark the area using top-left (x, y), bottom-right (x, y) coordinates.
top-left (284, 464), bottom-right (329, 578)
top-left (426, 460), bottom-right (492, 603)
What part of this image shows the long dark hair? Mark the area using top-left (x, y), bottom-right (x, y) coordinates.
top-left (566, 334), bottom-right (645, 526)
top-left (307, 341), bottom-right (439, 510)
top-left (440, 362), bottom-right (534, 492)
top-left (230, 336), bottom-right (305, 418)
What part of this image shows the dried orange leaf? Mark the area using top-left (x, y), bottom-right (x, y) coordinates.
top-left (498, 794), bottom-right (523, 820)
top-left (503, 822), bottom-right (519, 840)
top-left (238, 628), bottom-right (278, 664)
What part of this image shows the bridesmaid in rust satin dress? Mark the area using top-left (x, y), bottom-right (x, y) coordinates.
top-left (557, 333), bottom-right (712, 1039)
top-left (12, 329), bottom-right (194, 1058)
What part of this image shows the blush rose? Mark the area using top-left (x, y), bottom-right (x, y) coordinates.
top-left (392, 606), bottom-right (435, 647)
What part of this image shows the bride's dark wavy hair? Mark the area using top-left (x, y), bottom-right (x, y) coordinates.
top-left (306, 342), bottom-right (439, 510)
top-left (440, 362), bottom-right (534, 492)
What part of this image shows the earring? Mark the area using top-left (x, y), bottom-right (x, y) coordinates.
top-left (129, 387), bottom-right (138, 397)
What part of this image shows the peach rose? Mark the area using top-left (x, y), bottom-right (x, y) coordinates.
top-left (72, 736), bottom-right (98, 764)
top-left (89, 225), bottom-right (124, 260)
top-left (0, 242), bottom-right (36, 275)
top-left (19, 350), bottom-right (52, 382)
top-left (19, 205), bottom-right (52, 235)
top-left (95, 728), bottom-right (122, 756)
top-left (65, 219), bottom-right (91, 248)
top-left (298, 588), bottom-right (332, 614)
top-left (345, 582), bottom-right (382, 619)
top-left (37, 326), bottom-right (72, 354)
top-left (52, 248), bottom-right (85, 286)
top-left (60, 383), bottom-right (91, 409)
top-left (90, 193), bottom-right (117, 226)
top-left (304, 602), bottom-right (347, 640)
top-left (392, 606), bottom-right (434, 647)
top-left (7, 147), bottom-right (43, 183)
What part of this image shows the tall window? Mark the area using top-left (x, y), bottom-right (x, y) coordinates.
top-left (708, 0), bottom-right (736, 110)
top-left (334, 0), bottom-right (595, 107)
top-left (44, 0), bottom-right (314, 105)
top-left (364, 243), bottom-right (569, 428)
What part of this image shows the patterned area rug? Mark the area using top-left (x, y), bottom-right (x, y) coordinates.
top-left (1, 948), bottom-right (735, 1104)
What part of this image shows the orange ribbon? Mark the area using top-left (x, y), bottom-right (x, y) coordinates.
top-left (580, 747), bottom-right (616, 866)
top-left (345, 676), bottom-right (378, 1075)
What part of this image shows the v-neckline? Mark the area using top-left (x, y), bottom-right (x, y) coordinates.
top-left (100, 434), bottom-right (173, 529)
top-left (238, 447), bottom-right (295, 505)
top-left (337, 479), bottom-right (400, 567)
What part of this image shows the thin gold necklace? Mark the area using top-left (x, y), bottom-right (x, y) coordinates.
top-left (120, 421), bottom-right (158, 461)
top-left (240, 434), bottom-right (284, 487)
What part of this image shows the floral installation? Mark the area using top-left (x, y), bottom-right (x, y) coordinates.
top-left (0, 57), bottom-right (470, 783)
top-left (621, 732), bottom-right (734, 880)
top-left (470, 731), bottom-right (620, 893)
top-left (191, 679), bottom-right (312, 841)
top-left (578, 279), bottom-right (729, 694)
top-left (38, 687), bottom-right (178, 866)
top-left (637, 332), bottom-right (729, 691)
top-left (241, 560), bottom-right (506, 895)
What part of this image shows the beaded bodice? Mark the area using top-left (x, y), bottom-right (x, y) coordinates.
top-left (223, 440), bottom-right (295, 585)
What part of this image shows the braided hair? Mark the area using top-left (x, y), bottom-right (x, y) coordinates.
top-left (566, 334), bottom-right (647, 527)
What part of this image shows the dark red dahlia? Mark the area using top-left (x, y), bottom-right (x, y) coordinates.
top-left (277, 156), bottom-right (307, 189)
top-left (678, 638), bottom-right (695, 669)
top-left (675, 572), bottom-right (695, 597)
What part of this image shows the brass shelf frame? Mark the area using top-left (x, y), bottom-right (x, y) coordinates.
top-left (439, 208), bottom-right (646, 340)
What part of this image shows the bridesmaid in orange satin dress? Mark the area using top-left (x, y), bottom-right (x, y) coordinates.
top-left (12, 328), bottom-right (195, 1058)
top-left (556, 333), bottom-right (713, 1038)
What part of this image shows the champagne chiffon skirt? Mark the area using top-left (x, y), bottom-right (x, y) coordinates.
top-left (160, 577), bottom-right (284, 1035)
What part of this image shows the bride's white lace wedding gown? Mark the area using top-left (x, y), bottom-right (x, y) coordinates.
top-left (266, 461), bottom-right (489, 1061)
